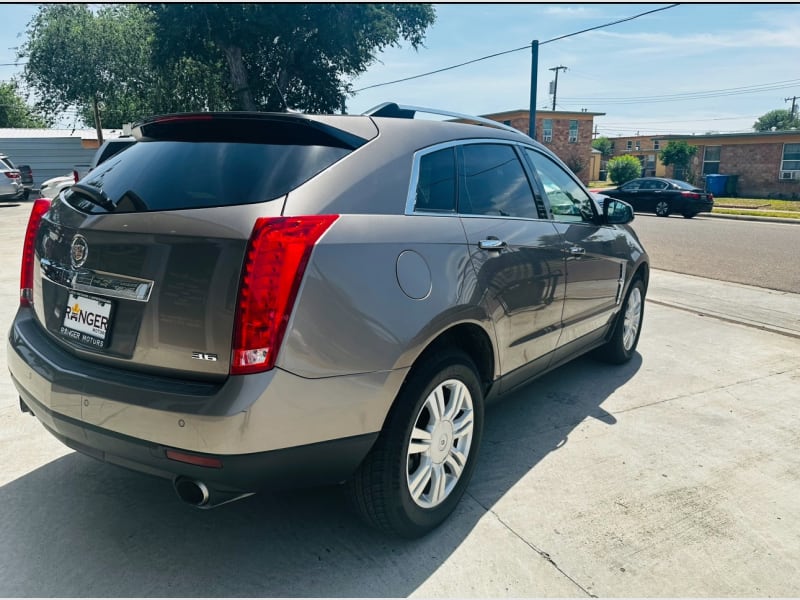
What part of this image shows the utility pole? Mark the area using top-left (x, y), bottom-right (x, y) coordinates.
top-left (549, 65), bottom-right (567, 111)
top-left (529, 40), bottom-right (539, 139)
top-left (786, 96), bottom-right (798, 118)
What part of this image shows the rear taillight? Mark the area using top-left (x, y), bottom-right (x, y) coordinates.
top-left (231, 215), bottom-right (339, 375)
top-left (680, 191), bottom-right (701, 199)
top-left (20, 199), bottom-right (51, 307)
top-left (5, 171), bottom-right (20, 179)
top-left (72, 170), bottom-right (79, 183)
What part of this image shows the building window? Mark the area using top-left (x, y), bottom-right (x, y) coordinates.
top-left (542, 119), bottom-right (553, 142)
top-left (568, 120), bottom-right (578, 143)
top-left (653, 139), bottom-right (660, 150)
top-left (635, 141), bottom-right (641, 151)
top-left (610, 141), bottom-right (615, 152)
top-left (626, 140), bottom-right (632, 151)
top-left (780, 143), bottom-right (800, 180)
top-left (702, 146), bottom-right (721, 175)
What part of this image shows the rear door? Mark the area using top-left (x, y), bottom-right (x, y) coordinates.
top-left (31, 114), bottom-right (369, 381)
top-left (456, 142), bottom-right (565, 379)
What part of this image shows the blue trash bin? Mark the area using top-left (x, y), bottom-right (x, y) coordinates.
top-left (705, 174), bottom-right (729, 196)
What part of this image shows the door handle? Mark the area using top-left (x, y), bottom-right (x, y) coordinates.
top-left (569, 246), bottom-right (586, 256)
top-left (478, 238), bottom-right (507, 251)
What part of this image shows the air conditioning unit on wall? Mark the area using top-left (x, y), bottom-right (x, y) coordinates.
top-left (543, 134), bottom-right (552, 142)
top-left (780, 171), bottom-right (796, 180)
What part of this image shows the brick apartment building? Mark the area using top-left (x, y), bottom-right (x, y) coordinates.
top-left (608, 130), bottom-right (800, 198)
top-left (482, 109), bottom-right (605, 184)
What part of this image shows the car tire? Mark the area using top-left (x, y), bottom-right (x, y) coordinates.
top-left (348, 349), bottom-right (484, 538)
top-left (594, 278), bottom-right (645, 365)
top-left (655, 201), bottom-right (671, 217)
top-left (22, 190), bottom-right (30, 201)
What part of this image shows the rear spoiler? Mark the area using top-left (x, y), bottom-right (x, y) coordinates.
top-left (133, 112), bottom-right (376, 150)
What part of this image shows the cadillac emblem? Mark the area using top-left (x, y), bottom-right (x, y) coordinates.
top-left (70, 235), bottom-right (89, 269)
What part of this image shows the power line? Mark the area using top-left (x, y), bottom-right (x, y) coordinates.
top-left (352, 4), bottom-right (680, 93)
top-left (562, 78), bottom-right (800, 104)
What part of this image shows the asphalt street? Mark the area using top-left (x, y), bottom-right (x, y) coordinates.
top-left (0, 200), bottom-right (799, 597)
top-left (629, 212), bottom-right (800, 293)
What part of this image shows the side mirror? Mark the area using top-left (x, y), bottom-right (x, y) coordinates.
top-left (603, 198), bottom-right (634, 225)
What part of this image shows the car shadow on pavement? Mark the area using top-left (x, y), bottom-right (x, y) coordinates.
top-left (0, 354), bottom-right (640, 597)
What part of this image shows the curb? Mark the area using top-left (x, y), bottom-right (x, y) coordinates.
top-left (702, 212), bottom-right (800, 225)
top-left (646, 297), bottom-right (800, 340)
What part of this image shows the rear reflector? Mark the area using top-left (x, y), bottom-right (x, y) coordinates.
top-left (20, 199), bottom-right (51, 307)
top-left (166, 449), bottom-right (223, 469)
top-left (231, 215), bottom-right (339, 375)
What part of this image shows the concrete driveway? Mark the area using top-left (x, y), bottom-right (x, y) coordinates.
top-left (0, 201), bottom-right (798, 597)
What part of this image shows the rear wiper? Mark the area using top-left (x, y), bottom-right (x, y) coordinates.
top-left (69, 183), bottom-right (116, 212)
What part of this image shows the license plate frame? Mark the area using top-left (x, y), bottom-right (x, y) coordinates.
top-left (59, 292), bottom-right (114, 350)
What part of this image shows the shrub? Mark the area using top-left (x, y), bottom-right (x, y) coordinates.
top-left (607, 155), bottom-right (641, 185)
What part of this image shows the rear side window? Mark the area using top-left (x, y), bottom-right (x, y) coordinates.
top-left (71, 140), bottom-right (350, 213)
top-left (458, 144), bottom-right (537, 218)
top-left (414, 147), bottom-right (456, 212)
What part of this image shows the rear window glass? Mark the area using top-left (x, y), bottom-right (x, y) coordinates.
top-left (94, 140), bottom-right (136, 167)
top-left (69, 140), bottom-right (350, 213)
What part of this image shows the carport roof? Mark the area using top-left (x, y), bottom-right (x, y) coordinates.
top-left (0, 128), bottom-right (127, 140)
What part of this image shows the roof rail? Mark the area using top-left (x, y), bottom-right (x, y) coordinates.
top-left (363, 102), bottom-right (526, 137)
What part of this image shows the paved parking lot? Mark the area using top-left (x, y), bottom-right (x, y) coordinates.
top-left (0, 200), bottom-right (798, 596)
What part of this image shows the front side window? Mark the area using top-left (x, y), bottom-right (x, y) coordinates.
top-left (459, 144), bottom-right (537, 218)
top-left (781, 143), bottom-right (800, 179)
top-left (621, 179), bottom-right (642, 191)
top-left (525, 148), bottom-right (594, 223)
top-left (703, 145), bottom-right (721, 175)
top-left (414, 147), bottom-right (456, 212)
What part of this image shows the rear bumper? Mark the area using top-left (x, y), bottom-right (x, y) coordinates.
top-left (19, 392), bottom-right (376, 491)
top-left (8, 308), bottom-right (406, 490)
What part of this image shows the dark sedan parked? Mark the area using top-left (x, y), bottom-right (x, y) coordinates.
top-left (595, 177), bottom-right (714, 218)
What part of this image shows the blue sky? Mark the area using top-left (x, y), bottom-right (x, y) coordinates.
top-left (1, 3), bottom-right (799, 137)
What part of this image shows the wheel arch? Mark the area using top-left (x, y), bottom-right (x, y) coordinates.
top-left (383, 321), bottom-right (496, 430)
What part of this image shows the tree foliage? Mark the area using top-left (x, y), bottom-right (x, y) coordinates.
top-left (753, 108), bottom-right (800, 132)
top-left (147, 3), bottom-right (436, 112)
top-left (591, 136), bottom-right (613, 158)
top-left (607, 154), bottom-right (642, 185)
top-left (659, 140), bottom-right (698, 170)
top-left (0, 82), bottom-right (47, 128)
top-left (18, 4), bottom-right (249, 134)
top-left (20, 4), bottom-right (436, 131)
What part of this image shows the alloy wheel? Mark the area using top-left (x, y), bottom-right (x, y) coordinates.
top-left (622, 286), bottom-right (643, 351)
top-left (406, 378), bottom-right (474, 509)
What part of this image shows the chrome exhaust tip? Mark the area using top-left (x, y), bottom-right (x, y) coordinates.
top-left (174, 477), bottom-right (210, 507)
top-left (173, 477), bottom-right (254, 509)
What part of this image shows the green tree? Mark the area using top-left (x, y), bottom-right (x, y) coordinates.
top-left (148, 3), bottom-right (437, 112)
top-left (659, 140), bottom-right (698, 182)
top-left (20, 5), bottom-right (228, 137)
top-left (607, 154), bottom-right (642, 185)
top-left (0, 81), bottom-right (47, 128)
top-left (591, 136), bottom-right (613, 159)
top-left (753, 108), bottom-right (800, 132)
